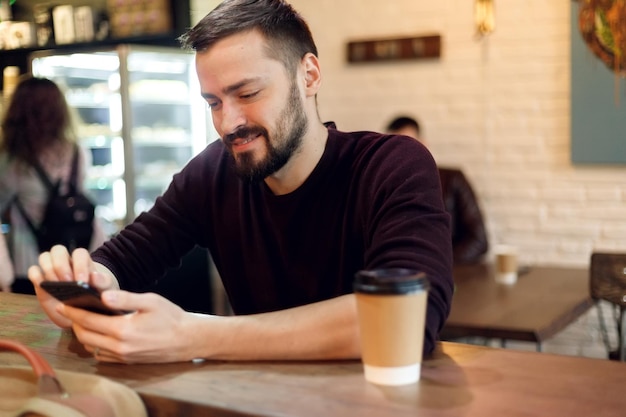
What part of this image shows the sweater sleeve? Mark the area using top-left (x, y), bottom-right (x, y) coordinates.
top-left (357, 135), bottom-right (454, 356)
top-left (91, 145), bottom-right (216, 291)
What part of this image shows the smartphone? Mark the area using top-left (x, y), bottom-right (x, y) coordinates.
top-left (39, 281), bottom-right (130, 316)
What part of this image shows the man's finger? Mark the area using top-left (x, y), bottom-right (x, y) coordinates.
top-left (47, 245), bottom-right (73, 281)
top-left (27, 265), bottom-right (44, 286)
top-left (101, 290), bottom-right (149, 313)
top-left (70, 248), bottom-right (93, 283)
top-left (89, 271), bottom-right (115, 292)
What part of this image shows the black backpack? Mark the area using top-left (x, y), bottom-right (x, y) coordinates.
top-left (13, 145), bottom-right (95, 252)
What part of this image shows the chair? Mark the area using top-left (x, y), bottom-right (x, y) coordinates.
top-left (590, 252), bottom-right (626, 361)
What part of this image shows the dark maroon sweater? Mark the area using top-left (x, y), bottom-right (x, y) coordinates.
top-left (92, 126), bottom-right (453, 355)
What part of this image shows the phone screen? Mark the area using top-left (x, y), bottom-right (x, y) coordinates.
top-left (40, 281), bottom-right (129, 316)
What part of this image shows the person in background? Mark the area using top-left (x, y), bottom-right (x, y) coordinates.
top-left (28, 0), bottom-right (453, 364)
top-left (0, 76), bottom-right (106, 294)
top-left (386, 115), bottom-right (489, 264)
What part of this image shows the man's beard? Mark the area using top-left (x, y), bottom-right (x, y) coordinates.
top-left (224, 81), bottom-right (308, 182)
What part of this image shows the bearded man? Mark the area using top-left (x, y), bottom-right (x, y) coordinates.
top-left (28, 0), bottom-right (453, 364)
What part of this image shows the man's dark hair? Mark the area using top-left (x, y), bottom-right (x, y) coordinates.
top-left (179, 0), bottom-right (318, 77)
top-left (386, 116), bottom-right (421, 135)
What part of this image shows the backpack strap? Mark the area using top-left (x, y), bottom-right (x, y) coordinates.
top-left (12, 196), bottom-right (40, 242)
top-left (25, 144), bottom-right (80, 193)
top-left (26, 152), bottom-right (57, 193)
top-left (68, 144), bottom-right (80, 193)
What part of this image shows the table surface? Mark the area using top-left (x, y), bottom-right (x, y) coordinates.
top-left (442, 264), bottom-right (594, 342)
top-left (2, 292), bottom-right (624, 417)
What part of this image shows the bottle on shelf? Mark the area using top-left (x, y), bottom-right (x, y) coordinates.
top-left (0, 0), bottom-right (12, 22)
top-left (2, 65), bottom-right (20, 104)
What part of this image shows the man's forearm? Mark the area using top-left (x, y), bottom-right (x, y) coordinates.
top-left (183, 294), bottom-right (361, 361)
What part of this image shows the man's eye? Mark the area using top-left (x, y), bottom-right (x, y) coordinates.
top-left (207, 101), bottom-right (220, 109)
top-left (240, 91), bottom-right (259, 99)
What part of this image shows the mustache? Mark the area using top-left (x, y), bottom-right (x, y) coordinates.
top-left (223, 126), bottom-right (267, 144)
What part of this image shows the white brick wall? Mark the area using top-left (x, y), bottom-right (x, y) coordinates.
top-left (190, 1), bottom-right (626, 357)
top-left (300, 0), bottom-right (626, 268)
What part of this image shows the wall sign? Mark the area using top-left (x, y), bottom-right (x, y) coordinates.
top-left (346, 34), bottom-right (441, 63)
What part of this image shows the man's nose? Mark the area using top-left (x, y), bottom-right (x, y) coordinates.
top-left (219, 102), bottom-right (246, 137)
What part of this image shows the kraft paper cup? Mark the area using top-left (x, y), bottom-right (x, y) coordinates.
top-left (354, 268), bottom-right (430, 386)
top-left (494, 245), bottom-right (518, 284)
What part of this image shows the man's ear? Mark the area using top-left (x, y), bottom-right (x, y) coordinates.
top-left (302, 53), bottom-right (321, 96)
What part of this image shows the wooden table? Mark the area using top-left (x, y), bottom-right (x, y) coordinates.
top-left (442, 264), bottom-right (594, 349)
top-left (2, 292), bottom-right (624, 417)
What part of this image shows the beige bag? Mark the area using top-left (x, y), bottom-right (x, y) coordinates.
top-left (0, 339), bottom-right (147, 417)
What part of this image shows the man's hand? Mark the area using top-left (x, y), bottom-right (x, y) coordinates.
top-left (27, 245), bottom-right (198, 363)
top-left (59, 291), bottom-right (196, 363)
top-left (28, 245), bottom-right (119, 328)
top-left (29, 247), bottom-right (361, 364)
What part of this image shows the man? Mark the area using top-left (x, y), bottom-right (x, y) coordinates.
top-left (386, 115), bottom-right (489, 264)
top-left (28, 0), bottom-right (453, 364)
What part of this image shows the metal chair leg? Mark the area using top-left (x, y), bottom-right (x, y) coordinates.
top-left (617, 306), bottom-right (626, 362)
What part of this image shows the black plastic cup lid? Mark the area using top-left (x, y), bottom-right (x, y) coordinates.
top-left (353, 268), bottom-right (430, 295)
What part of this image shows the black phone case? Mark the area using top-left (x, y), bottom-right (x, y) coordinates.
top-left (40, 281), bottom-right (127, 316)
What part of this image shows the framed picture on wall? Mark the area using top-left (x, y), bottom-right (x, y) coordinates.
top-left (570, 1), bottom-right (626, 165)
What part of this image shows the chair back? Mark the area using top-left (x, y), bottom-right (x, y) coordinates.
top-left (590, 252), bottom-right (626, 306)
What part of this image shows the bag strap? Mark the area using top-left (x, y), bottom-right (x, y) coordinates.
top-left (27, 143), bottom-right (79, 192)
top-left (12, 195), bottom-right (41, 241)
top-left (0, 339), bottom-right (66, 397)
top-left (68, 144), bottom-right (80, 193)
top-left (0, 339), bottom-right (119, 417)
top-left (27, 153), bottom-right (57, 193)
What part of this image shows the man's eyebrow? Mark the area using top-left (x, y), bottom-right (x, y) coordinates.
top-left (201, 77), bottom-right (262, 99)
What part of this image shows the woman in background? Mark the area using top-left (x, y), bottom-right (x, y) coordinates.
top-left (0, 76), bottom-right (105, 293)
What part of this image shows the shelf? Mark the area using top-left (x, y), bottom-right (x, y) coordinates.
top-left (66, 91), bottom-right (116, 106)
top-left (69, 100), bottom-right (112, 108)
top-left (78, 126), bottom-right (119, 140)
top-left (131, 98), bottom-right (191, 106)
top-left (1, 33), bottom-right (183, 67)
top-left (0, 0), bottom-right (191, 89)
top-left (136, 177), bottom-right (171, 189)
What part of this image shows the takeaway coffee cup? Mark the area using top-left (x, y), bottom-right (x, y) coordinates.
top-left (494, 245), bottom-right (518, 284)
top-left (354, 268), bottom-right (430, 386)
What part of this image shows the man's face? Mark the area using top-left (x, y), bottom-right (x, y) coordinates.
top-left (196, 30), bottom-right (308, 181)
